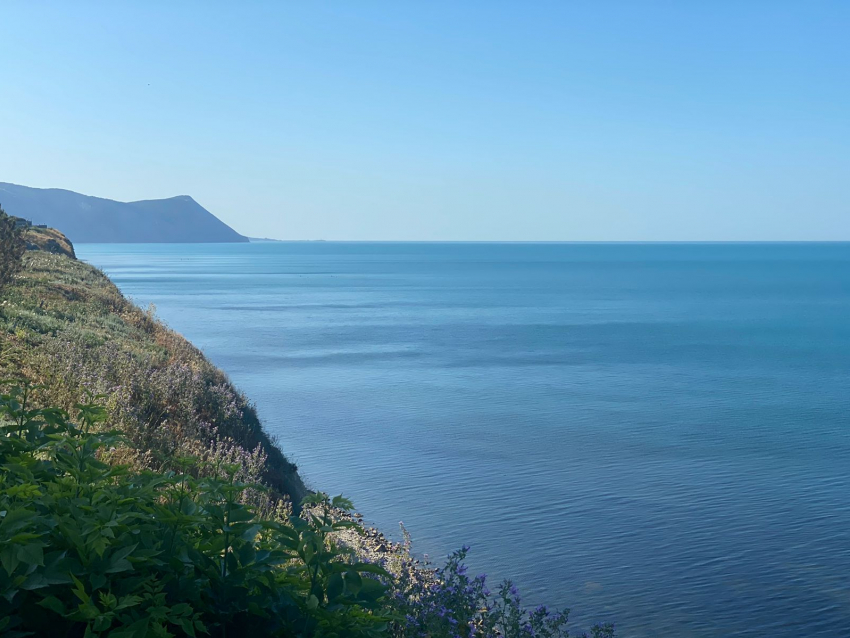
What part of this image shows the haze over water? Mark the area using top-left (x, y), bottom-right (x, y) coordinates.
top-left (78, 242), bottom-right (850, 637)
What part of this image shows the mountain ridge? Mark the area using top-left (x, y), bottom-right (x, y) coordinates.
top-left (0, 182), bottom-right (248, 243)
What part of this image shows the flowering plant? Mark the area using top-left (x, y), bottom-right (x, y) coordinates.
top-left (388, 546), bottom-right (614, 638)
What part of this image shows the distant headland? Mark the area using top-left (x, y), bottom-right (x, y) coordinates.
top-left (0, 181), bottom-right (247, 243)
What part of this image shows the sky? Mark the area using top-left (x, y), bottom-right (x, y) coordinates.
top-left (1, 1), bottom-right (848, 241)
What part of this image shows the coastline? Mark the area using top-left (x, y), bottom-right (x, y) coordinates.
top-left (1, 247), bottom-right (307, 505)
top-left (3, 235), bottom-right (418, 570)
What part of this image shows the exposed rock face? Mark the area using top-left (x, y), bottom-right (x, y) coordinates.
top-left (24, 225), bottom-right (76, 259)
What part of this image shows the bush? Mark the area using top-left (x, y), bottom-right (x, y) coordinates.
top-left (0, 205), bottom-right (26, 291)
top-left (388, 545), bottom-right (614, 638)
top-left (0, 380), bottom-right (613, 638)
top-left (0, 381), bottom-right (390, 638)
top-left (0, 252), bottom-right (307, 506)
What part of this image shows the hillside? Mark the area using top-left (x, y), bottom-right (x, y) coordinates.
top-left (0, 225), bottom-right (614, 638)
top-left (0, 234), bottom-right (305, 504)
top-left (0, 181), bottom-right (248, 243)
top-left (23, 223), bottom-right (77, 258)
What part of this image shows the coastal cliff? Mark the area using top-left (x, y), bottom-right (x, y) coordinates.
top-left (0, 228), bottom-right (306, 504)
top-left (0, 223), bottom-right (612, 638)
top-left (22, 220), bottom-right (77, 258)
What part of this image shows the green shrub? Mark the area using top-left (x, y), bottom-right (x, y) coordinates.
top-left (1, 380), bottom-right (613, 638)
top-left (0, 205), bottom-right (26, 292)
top-left (0, 252), bottom-right (307, 506)
top-left (0, 381), bottom-right (390, 638)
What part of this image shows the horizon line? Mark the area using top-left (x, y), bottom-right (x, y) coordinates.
top-left (75, 239), bottom-right (850, 245)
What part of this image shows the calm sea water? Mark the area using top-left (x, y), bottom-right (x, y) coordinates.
top-left (77, 242), bottom-right (850, 637)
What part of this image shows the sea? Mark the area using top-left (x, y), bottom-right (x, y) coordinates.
top-left (76, 242), bottom-right (850, 638)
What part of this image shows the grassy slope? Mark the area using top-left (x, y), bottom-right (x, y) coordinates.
top-left (0, 242), bottom-right (307, 505)
top-left (23, 225), bottom-right (76, 258)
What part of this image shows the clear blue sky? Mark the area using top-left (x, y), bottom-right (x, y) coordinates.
top-left (1, 1), bottom-right (848, 240)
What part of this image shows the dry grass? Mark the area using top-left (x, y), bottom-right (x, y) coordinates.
top-left (0, 250), bottom-right (307, 505)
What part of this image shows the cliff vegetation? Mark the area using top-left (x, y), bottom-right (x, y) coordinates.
top-left (24, 224), bottom-right (77, 258)
top-left (0, 211), bottom-right (613, 638)
top-left (0, 212), bottom-right (305, 504)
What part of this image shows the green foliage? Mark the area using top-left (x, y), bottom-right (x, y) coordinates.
top-left (0, 381), bottom-right (390, 638)
top-left (20, 225), bottom-right (76, 258)
top-left (0, 250), bottom-right (306, 505)
top-left (0, 255), bottom-right (613, 637)
top-left (0, 205), bottom-right (26, 291)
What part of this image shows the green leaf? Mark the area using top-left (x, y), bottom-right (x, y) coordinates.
top-left (171, 603), bottom-right (192, 616)
top-left (90, 573), bottom-right (107, 590)
top-left (110, 543), bottom-right (137, 563)
top-left (0, 507), bottom-right (38, 533)
top-left (300, 492), bottom-right (327, 507)
top-left (104, 558), bottom-right (132, 574)
top-left (331, 495), bottom-right (354, 510)
top-left (70, 574), bottom-right (90, 604)
top-left (357, 577), bottom-right (386, 603)
top-left (109, 617), bottom-right (150, 638)
top-left (227, 507), bottom-right (254, 523)
top-left (17, 542), bottom-right (44, 567)
top-left (344, 570), bottom-right (362, 596)
top-left (7, 532), bottom-right (43, 543)
top-left (348, 562), bottom-right (392, 577)
top-left (93, 615), bottom-right (112, 632)
top-left (239, 524), bottom-right (262, 541)
top-left (38, 595), bottom-right (66, 615)
top-left (327, 572), bottom-right (344, 601)
top-left (0, 548), bottom-right (20, 575)
top-left (21, 572), bottom-right (52, 590)
top-left (179, 618), bottom-right (197, 637)
top-left (115, 595), bottom-right (142, 610)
